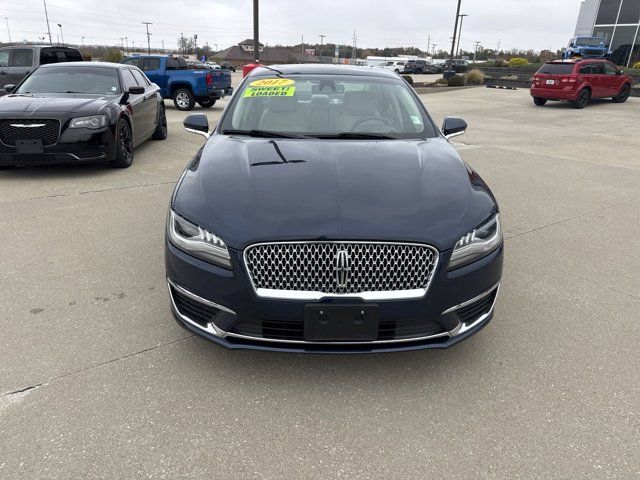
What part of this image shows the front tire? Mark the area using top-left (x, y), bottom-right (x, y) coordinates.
top-left (110, 119), bottom-right (134, 168)
top-left (612, 84), bottom-right (631, 103)
top-left (572, 89), bottom-right (590, 109)
top-left (152, 104), bottom-right (168, 140)
top-left (173, 88), bottom-right (195, 111)
top-left (533, 97), bottom-right (547, 106)
top-left (197, 98), bottom-right (216, 108)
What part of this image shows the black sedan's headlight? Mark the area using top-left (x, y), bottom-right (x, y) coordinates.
top-left (167, 210), bottom-right (232, 269)
top-left (69, 115), bottom-right (108, 129)
top-left (448, 214), bottom-right (501, 270)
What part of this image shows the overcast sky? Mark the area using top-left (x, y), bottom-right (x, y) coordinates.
top-left (1, 0), bottom-right (582, 52)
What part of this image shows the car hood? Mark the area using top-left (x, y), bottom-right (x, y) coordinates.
top-left (173, 135), bottom-right (498, 251)
top-left (0, 94), bottom-right (115, 115)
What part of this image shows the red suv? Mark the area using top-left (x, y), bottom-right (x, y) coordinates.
top-left (530, 59), bottom-right (632, 109)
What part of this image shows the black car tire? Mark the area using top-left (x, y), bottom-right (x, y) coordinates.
top-left (110, 119), bottom-right (134, 168)
top-left (152, 104), bottom-right (168, 140)
top-left (572, 89), bottom-right (590, 109)
top-left (416, 68), bottom-right (423, 74)
top-left (394, 69), bottom-right (400, 74)
top-left (173, 88), bottom-right (195, 111)
top-left (197, 98), bottom-right (216, 108)
top-left (612, 84), bottom-right (631, 103)
top-left (533, 97), bottom-right (547, 106)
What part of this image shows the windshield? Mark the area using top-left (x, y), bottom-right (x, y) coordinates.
top-left (220, 73), bottom-right (436, 139)
top-left (575, 37), bottom-right (605, 47)
top-left (16, 66), bottom-right (120, 95)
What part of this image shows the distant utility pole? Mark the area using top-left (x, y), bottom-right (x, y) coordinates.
top-left (253, 0), bottom-right (260, 62)
top-left (142, 22), bottom-right (152, 54)
top-left (4, 18), bottom-right (11, 43)
top-left (119, 37), bottom-right (125, 53)
top-left (432, 44), bottom-right (437, 56)
top-left (319, 34), bottom-right (326, 63)
top-left (426, 34), bottom-right (430, 57)
top-left (496, 39), bottom-right (501, 53)
top-left (57, 23), bottom-right (64, 45)
top-left (456, 14), bottom-right (468, 57)
top-left (161, 39), bottom-right (165, 53)
top-left (352, 29), bottom-right (357, 63)
top-left (301, 34), bottom-right (304, 55)
top-left (81, 36), bottom-right (85, 47)
top-left (180, 33), bottom-right (184, 54)
top-left (125, 36), bottom-right (129, 55)
top-left (449, 0), bottom-right (462, 63)
top-left (473, 40), bottom-right (481, 61)
top-left (194, 33), bottom-right (198, 57)
top-left (43, 0), bottom-right (52, 45)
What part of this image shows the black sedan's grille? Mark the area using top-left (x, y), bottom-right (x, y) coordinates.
top-left (0, 119), bottom-right (61, 147)
top-left (244, 242), bottom-right (438, 296)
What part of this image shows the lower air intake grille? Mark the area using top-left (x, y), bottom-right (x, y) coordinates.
top-left (171, 286), bottom-right (220, 327)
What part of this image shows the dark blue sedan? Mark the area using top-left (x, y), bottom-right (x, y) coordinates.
top-left (165, 64), bottom-right (503, 353)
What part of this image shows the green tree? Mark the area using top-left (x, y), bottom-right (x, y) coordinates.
top-left (103, 49), bottom-right (123, 63)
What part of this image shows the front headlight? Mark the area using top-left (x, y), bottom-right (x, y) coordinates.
top-left (167, 210), bottom-right (232, 269)
top-left (69, 115), bottom-right (107, 129)
top-left (448, 214), bottom-right (502, 270)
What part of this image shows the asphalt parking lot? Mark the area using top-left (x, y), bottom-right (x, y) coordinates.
top-left (1, 82), bottom-right (639, 479)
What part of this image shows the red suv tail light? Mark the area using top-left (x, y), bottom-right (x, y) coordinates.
top-left (560, 75), bottom-right (577, 84)
top-left (206, 72), bottom-right (213, 86)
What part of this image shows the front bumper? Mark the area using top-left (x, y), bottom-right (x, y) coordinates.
top-left (0, 126), bottom-right (116, 166)
top-left (165, 240), bottom-right (503, 353)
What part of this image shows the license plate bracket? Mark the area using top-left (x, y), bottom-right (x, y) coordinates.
top-left (15, 139), bottom-right (44, 154)
top-left (304, 304), bottom-right (379, 342)
top-left (546, 79), bottom-right (555, 85)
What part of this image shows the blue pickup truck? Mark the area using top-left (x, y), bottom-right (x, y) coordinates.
top-left (121, 55), bottom-right (232, 110)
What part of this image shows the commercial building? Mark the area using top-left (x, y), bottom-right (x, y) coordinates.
top-left (574, 0), bottom-right (640, 66)
top-left (213, 39), bottom-right (318, 67)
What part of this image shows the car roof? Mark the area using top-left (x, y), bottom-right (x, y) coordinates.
top-left (39, 61), bottom-right (132, 70)
top-left (546, 58), bottom-right (609, 64)
top-left (249, 63), bottom-right (403, 79)
top-left (0, 44), bottom-right (79, 50)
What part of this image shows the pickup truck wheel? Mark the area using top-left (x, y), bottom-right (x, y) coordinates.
top-left (572, 89), bottom-right (590, 109)
top-left (152, 104), bottom-right (168, 140)
top-left (612, 84), bottom-right (631, 103)
top-left (197, 98), bottom-right (216, 108)
top-left (533, 97), bottom-right (547, 106)
top-left (173, 88), bottom-right (195, 111)
top-left (110, 119), bottom-right (134, 168)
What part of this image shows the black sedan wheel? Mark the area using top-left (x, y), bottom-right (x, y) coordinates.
top-left (572, 89), bottom-right (591, 109)
top-left (173, 88), bottom-right (195, 111)
top-left (197, 98), bottom-right (216, 108)
top-left (612, 84), bottom-right (631, 103)
top-left (152, 104), bottom-right (168, 140)
top-left (533, 97), bottom-right (547, 106)
top-left (110, 119), bottom-right (134, 168)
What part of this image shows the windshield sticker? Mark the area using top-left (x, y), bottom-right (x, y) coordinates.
top-left (243, 78), bottom-right (296, 97)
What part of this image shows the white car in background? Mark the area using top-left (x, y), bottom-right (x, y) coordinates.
top-left (381, 61), bottom-right (406, 74)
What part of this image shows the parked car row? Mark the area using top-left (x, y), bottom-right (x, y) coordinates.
top-left (380, 58), bottom-right (470, 75)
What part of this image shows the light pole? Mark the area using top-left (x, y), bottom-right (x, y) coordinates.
top-left (125, 36), bottom-right (129, 55)
top-left (57, 23), bottom-right (64, 45)
top-left (4, 18), bottom-right (11, 43)
top-left (319, 34), bottom-right (326, 63)
top-left (43, 0), bottom-right (52, 44)
top-left (180, 33), bottom-right (184, 55)
top-left (81, 36), bottom-right (85, 47)
top-left (449, 0), bottom-right (462, 64)
top-left (253, 0), bottom-right (260, 62)
top-left (456, 14), bottom-right (468, 58)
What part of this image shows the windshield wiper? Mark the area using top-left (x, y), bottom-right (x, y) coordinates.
top-left (313, 132), bottom-right (399, 140)
top-left (221, 129), bottom-right (309, 139)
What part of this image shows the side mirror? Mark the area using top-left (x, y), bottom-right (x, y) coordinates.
top-left (442, 116), bottom-right (467, 140)
top-left (183, 114), bottom-right (211, 139)
top-left (617, 69), bottom-right (624, 75)
top-left (3, 84), bottom-right (15, 93)
top-left (128, 86), bottom-right (145, 95)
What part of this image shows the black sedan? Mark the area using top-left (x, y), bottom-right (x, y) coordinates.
top-left (166, 64), bottom-right (503, 353)
top-left (0, 62), bottom-right (167, 169)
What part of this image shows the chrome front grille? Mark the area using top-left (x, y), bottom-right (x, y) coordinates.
top-left (244, 241), bottom-right (439, 299)
top-left (0, 119), bottom-right (61, 147)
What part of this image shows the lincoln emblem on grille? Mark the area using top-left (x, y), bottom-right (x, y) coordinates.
top-left (334, 249), bottom-right (350, 289)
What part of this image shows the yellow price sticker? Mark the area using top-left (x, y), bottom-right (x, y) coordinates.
top-left (249, 78), bottom-right (295, 87)
top-left (243, 85), bottom-right (296, 97)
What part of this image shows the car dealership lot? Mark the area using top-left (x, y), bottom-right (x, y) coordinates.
top-left (1, 86), bottom-right (639, 478)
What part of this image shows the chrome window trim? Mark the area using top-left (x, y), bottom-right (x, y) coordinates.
top-left (0, 118), bottom-right (62, 147)
top-left (242, 240), bottom-right (440, 301)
